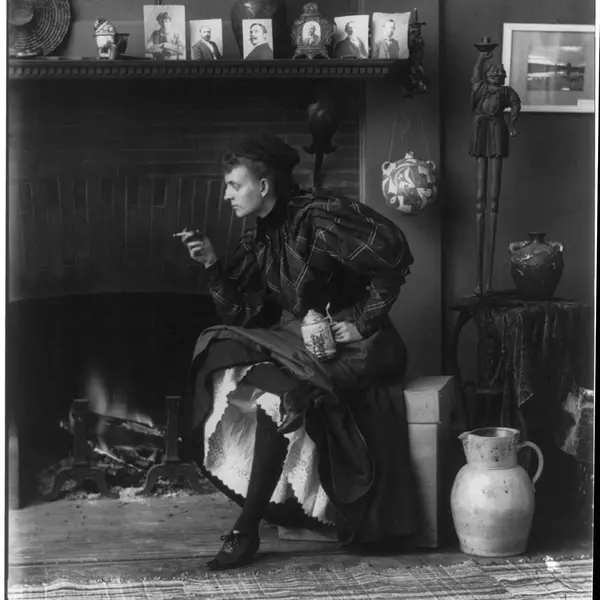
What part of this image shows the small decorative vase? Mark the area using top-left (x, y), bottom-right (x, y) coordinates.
top-left (230, 0), bottom-right (285, 57)
top-left (381, 151), bottom-right (438, 215)
top-left (508, 232), bottom-right (564, 301)
top-left (451, 427), bottom-right (544, 557)
top-left (94, 18), bottom-right (129, 59)
top-left (301, 309), bottom-right (337, 361)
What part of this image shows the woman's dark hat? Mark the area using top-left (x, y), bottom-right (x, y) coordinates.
top-left (231, 133), bottom-right (301, 172)
top-left (8, 0), bottom-right (71, 57)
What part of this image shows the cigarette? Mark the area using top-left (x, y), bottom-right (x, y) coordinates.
top-left (172, 231), bottom-right (189, 238)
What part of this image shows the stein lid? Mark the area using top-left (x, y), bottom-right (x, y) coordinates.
top-left (303, 309), bottom-right (326, 325)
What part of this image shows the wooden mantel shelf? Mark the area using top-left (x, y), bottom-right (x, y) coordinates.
top-left (8, 58), bottom-right (408, 80)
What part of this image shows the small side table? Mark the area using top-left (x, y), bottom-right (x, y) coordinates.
top-left (448, 291), bottom-right (588, 435)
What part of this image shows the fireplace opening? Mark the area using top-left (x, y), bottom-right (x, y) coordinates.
top-left (7, 292), bottom-right (221, 506)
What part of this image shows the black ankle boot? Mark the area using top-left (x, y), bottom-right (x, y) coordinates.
top-left (206, 531), bottom-right (260, 570)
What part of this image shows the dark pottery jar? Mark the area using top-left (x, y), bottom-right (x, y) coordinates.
top-left (230, 0), bottom-right (287, 58)
top-left (508, 232), bottom-right (564, 301)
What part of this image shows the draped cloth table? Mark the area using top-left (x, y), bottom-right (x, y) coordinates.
top-left (448, 291), bottom-right (590, 440)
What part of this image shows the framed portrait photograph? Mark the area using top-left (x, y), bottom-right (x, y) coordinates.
top-left (332, 15), bottom-right (369, 59)
top-left (242, 19), bottom-right (274, 60)
top-left (190, 19), bottom-right (223, 60)
top-left (370, 12), bottom-right (410, 59)
top-left (144, 5), bottom-right (186, 60)
top-left (502, 23), bottom-right (595, 113)
top-left (291, 4), bottom-right (332, 60)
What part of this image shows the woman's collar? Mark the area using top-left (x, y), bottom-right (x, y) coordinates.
top-left (256, 197), bottom-right (288, 238)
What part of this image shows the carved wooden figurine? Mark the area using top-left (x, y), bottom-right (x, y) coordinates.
top-left (470, 37), bottom-right (521, 295)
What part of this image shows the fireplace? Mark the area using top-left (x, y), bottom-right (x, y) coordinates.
top-left (7, 76), bottom-right (362, 506)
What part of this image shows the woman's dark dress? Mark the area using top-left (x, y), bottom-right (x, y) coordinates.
top-left (186, 192), bottom-right (419, 543)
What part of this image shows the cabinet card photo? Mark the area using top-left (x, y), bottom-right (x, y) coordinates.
top-left (242, 19), bottom-right (274, 60)
top-left (144, 5), bottom-right (186, 60)
top-left (332, 15), bottom-right (369, 59)
top-left (190, 19), bottom-right (223, 60)
top-left (370, 12), bottom-right (410, 59)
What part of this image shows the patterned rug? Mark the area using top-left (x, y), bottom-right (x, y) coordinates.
top-left (8, 557), bottom-right (593, 600)
top-left (483, 556), bottom-right (593, 599)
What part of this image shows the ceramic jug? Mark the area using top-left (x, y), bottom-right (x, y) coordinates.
top-left (381, 151), bottom-right (438, 216)
top-left (450, 427), bottom-right (544, 557)
top-left (508, 232), bottom-right (564, 301)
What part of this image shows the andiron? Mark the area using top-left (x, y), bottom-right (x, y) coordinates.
top-left (46, 399), bottom-right (117, 500)
top-left (137, 396), bottom-right (204, 495)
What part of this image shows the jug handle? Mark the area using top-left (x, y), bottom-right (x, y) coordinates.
top-left (518, 441), bottom-right (544, 489)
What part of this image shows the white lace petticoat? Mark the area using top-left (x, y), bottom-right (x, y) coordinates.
top-left (203, 364), bottom-right (337, 525)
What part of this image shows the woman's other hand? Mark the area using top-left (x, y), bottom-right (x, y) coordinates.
top-left (331, 321), bottom-right (363, 344)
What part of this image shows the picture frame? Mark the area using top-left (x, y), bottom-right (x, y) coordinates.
top-left (502, 23), bottom-right (595, 113)
top-left (242, 19), bottom-right (274, 60)
top-left (143, 5), bottom-right (186, 60)
top-left (292, 2), bottom-right (333, 60)
top-left (370, 12), bottom-right (410, 60)
top-left (190, 19), bottom-right (223, 60)
top-left (332, 15), bottom-right (370, 59)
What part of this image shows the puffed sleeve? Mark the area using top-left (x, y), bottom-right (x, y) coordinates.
top-left (309, 196), bottom-right (414, 338)
top-left (205, 230), bottom-right (281, 328)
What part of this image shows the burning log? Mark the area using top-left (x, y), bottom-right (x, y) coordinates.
top-left (41, 372), bottom-right (212, 500)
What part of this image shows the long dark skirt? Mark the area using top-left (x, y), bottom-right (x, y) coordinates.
top-left (185, 312), bottom-right (419, 544)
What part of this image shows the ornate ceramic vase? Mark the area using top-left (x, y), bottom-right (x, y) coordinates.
top-left (301, 309), bottom-right (337, 361)
top-left (230, 0), bottom-right (285, 57)
top-left (451, 427), bottom-right (544, 557)
top-left (94, 18), bottom-right (129, 59)
top-left (508, 232), bottom-right (564, 301)
top-left (381, 151), bottom-right (438, 215)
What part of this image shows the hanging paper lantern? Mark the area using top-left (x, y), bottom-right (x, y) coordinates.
top-left (381, 151), bottom-right (438, 215)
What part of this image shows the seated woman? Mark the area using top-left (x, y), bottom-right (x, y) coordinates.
top-left (182, 133), bottom-right (418, 570)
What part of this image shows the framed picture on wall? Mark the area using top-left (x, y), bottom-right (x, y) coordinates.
top-left (502, 23), bottom-right (595, 113)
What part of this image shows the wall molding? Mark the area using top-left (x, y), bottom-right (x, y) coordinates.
top-left (8, 59), bottom-right (407, 80)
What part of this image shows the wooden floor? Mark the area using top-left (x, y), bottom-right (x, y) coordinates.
top-left (8, 488), bottom-right (593, 587)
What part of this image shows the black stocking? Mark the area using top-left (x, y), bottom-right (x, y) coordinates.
top-left (233, 406), bottom-right (289, 535)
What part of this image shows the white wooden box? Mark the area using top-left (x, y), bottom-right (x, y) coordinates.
top-left (405, 375), bottom-right (455, 548)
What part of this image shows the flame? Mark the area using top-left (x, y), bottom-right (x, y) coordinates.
top-left (84, 370), bottom-right (153, 425)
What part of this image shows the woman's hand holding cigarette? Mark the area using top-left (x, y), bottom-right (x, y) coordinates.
top-left (175, 229), bottom-right (217, 268)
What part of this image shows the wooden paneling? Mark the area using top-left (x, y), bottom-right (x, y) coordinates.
top-left (8, 79), bottom-right (361, 300)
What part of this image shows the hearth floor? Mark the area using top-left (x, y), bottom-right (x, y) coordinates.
top-left (7, 490), bottom-right (593, 587)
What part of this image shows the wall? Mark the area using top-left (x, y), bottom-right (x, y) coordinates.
top-left (8, 78), bottom-right (360, 300)
top-left (441, 0), bottom-right (596, 383)
top-left (360, 0), bottom-right (442, 378)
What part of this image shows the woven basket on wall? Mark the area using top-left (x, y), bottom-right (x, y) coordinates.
top-left (8, 0), bottom-right (72, 57)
